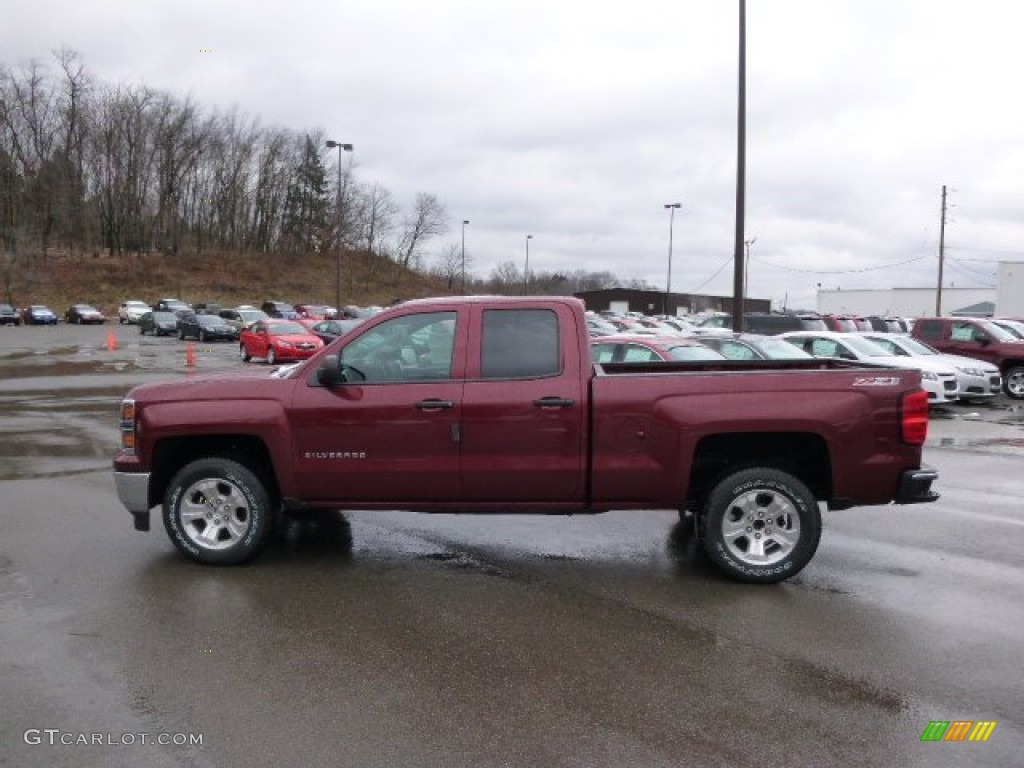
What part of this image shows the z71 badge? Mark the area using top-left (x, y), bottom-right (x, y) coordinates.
top-left (852, 376), bottom-right (902, 387)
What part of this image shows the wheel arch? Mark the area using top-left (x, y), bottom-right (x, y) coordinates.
top-left (685, 431), bottom-right (832, 512)
top-left (149, 435), bottom-right (281, 510)
top-left (999, 359), bottom-right (1024, 398)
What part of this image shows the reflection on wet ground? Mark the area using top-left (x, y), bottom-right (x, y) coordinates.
top-left (3, 327), bottom-right (1023, 766)
top-left (0, 327), bottom-right (246, 478)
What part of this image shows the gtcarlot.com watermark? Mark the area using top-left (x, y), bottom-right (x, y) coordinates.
top-left (24, 729), bottom-right (203, 747)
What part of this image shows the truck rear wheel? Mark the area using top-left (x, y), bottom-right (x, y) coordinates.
top-left (163, 458), bottom-right (272, 565)
top-left (701, 468), bottom-right (821, 584)
top-left (1003, 365), bottom-right (1024, 399)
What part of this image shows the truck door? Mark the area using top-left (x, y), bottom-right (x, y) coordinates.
top-left (947, 320), bottom-right (1002, 365)
top-left (460, 305), bottom-right (586, 501)
top-left (290, 309), bottom-right (465, 502)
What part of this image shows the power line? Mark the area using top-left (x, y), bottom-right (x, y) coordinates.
top-left (751, 253), bottom-right (928, 275)
top-left (944, 245), bottom-right (1024, 259)
top-left (689, 253), bottom-right (734, 293)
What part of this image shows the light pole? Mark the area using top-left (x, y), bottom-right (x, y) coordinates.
top-left (461, 220), bottom-right (470, 294)
top-left (743, 237), bottom-right (756, 302)
top-left (326, 140), bottom-right (353, 314)
top-left (524, 234), bottom-right (533, 295)
top-left (664, 203), bottom-right (681, 315)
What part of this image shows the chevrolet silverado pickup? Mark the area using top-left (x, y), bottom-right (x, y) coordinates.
top-left (911, 316), bottom-right (1024, 398)
top-left (113, 296), bottom-right (938, 583)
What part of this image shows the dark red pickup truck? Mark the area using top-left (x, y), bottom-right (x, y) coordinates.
top-left (911, 316), bottom-right (1024, 398)
top-left (113, 297), bottom-right (938, 583)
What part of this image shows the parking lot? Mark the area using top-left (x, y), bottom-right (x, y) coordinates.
top-left (1, 322), bottom-right (1022, 767)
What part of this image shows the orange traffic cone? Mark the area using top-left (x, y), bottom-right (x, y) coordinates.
top-left (185, 343), bottom-right (195, 367)
top-left (106, 330), bottom-right (116, 351)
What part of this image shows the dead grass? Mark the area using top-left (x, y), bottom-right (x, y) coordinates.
top-left (8, 248), bottom-right (453, 315)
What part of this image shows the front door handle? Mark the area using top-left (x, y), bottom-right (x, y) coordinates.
top-left (533, 397), bottom-right (575, 408)
top-left (415, 399), bottom-right (455, 411)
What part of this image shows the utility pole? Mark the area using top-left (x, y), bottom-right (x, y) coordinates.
top-left (935, 185), bottom-right (947, 315)
top-left (731, 0), bottom-right (747, 332)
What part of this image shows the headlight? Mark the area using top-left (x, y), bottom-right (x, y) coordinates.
top-left (120, 399), bottom-right (137, 454)
top-left (278, 341), bottom-right (293, 349)
top-left (956, 366), bottom-right (983, 376)
top-left (920, 371), bottom-right (938, 380)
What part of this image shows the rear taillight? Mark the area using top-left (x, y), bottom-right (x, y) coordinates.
top-left (120, 398), bottom-right (137, 454)
top-left (901, 390), bottom-right (928, 445)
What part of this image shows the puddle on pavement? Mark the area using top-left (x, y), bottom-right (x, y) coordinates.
top-left (0, 345), bottom-right (80, 361)
top-left (0, 359), bottom-right (147, 379)
top-left (938, 436), bottom-right (1024, 450)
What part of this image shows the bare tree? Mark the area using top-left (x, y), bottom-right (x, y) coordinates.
top-left (430, 242), bottom-right (468, 291)
top-left (488, 260), bottom-right (522, 294)
top-left (355, 182), bottom-right (398, 260)
top-left (395, 192), bottom-right (447, 269)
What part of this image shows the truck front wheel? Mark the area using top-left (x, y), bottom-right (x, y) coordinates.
top-left (1003, 365), bottom-right (1024, 399)
top-left (701, 468), bottom-right (821, 584)
top-left (163, 458), bottom-right (272, 565)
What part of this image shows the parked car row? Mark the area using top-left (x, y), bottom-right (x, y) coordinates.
top-left (587, 322), bottom-right (1003, 406)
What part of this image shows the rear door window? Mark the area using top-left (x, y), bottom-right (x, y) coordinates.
top-left (481, 309), bottom-right (560, 379)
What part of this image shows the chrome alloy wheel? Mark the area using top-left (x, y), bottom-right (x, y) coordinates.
top-left (178, 478), bottom-right (253, 551)
top-left (719, 487), bottom-right (801, 566)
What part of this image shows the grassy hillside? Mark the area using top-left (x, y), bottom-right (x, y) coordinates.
top-left (5, 248), bottom-right (455, 316)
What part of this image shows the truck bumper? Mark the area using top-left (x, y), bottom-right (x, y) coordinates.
top-left (894, 465), bottom-right (940, 504)
top-left (113, 471), bottom-right (152, 530)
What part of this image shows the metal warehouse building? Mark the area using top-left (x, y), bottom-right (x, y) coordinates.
top-left (574, 289), bottom-right (771, 317)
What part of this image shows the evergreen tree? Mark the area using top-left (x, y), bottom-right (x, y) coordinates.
top-left (281, 134), bottom-right (329, 255)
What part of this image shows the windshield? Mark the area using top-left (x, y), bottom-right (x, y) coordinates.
top-left (890, 336), bottom-right (936, 355)
top-left (754, 338), bottom-right (812, 359)
top-left (267, 321), bottom-right (307, 335)
top-left (842, 336), bottom-right (895, 358)
top-left (976, 320), bottom-right (1016, 342)
top-left (666, 345), bottom-right (726, 361)
top-left (152, 312), bottom-right (176, 321)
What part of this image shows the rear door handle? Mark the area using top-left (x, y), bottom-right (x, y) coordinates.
top-left (415, 398), bottom-right (455, 411)
top-left (533, 397), bottom-right (575, 408)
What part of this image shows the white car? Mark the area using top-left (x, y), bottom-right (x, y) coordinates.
top-left (118, 300), bottom-right (152, 324)
top-left (861, 332), bottom-right (1001, 402)
top-left (778, 331), bottom-right (960, 405)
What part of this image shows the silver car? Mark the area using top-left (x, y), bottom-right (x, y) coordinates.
top-left (861, 332), bottom-right (1002, 402)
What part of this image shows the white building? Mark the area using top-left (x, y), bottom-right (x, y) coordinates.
top-left (996, 262), bottom-right (1024, 316)
top-left (817, 287), bottom-right (994, 318)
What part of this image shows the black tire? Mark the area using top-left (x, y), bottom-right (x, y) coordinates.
top-left (178, 327), bottom-right (186, 340)
top-left (199, 329), bottom-right (206, 342)
top-left (701, 467), bottom-right (821, 584)
top-left (240, 343), bottom-right (251, 362)
top-left (267, 348), bottom-right (276, 366)
top-left (139, 325), bottom-right (146, 335)
top-left (1003, 366), bottom-right (1024, 399)
top-left (163, 457), bottom-right (273, 565)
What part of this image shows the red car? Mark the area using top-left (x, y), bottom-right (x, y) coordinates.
top-left (65, 304), bottom-right (107, 324)
top-left (239, 320), bottom-right (324, 365)
top-left (590, 334), bottom-right (726, 363)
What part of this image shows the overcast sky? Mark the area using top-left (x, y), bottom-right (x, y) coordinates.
top-left (6, 0), bottom-right (1024, 310)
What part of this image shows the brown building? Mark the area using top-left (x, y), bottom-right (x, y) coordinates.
top-left (573, 288), bottom-right (770, 317)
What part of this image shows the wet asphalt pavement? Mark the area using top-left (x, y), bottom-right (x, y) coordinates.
top-left (1, 323), bottom-right (1022, 767)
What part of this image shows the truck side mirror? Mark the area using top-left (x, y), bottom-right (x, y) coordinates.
top-left (316, 354), bottom-right (341, 387)
top-left (977, 336), bottom-right (991, 346)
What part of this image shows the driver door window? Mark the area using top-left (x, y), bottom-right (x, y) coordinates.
top-left (340, 311), bottom-right (456, 382)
